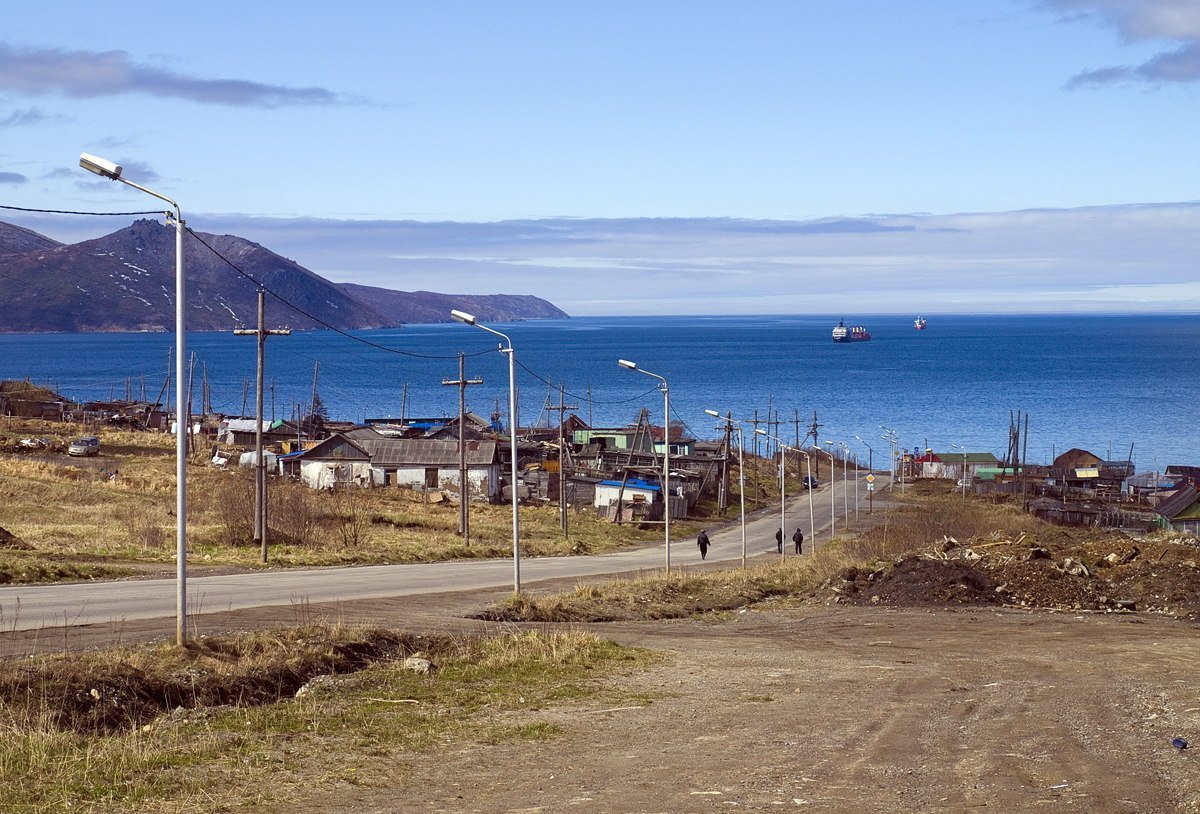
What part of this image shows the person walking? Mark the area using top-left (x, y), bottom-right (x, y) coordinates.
top-left (775, 527), bottom-right (783, 554)
top-left (697, 529), bottom-right (711, 560)
top-left (792, 527), bottom-right (804, 555)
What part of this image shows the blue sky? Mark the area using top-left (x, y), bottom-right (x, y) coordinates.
top-left (1, 1), bottom-right (1199, 315)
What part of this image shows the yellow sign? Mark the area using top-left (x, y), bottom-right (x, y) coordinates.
top-left (865, 473), bottom-right (875, 483)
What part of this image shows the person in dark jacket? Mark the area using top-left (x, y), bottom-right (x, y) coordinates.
top-left (792, 527), bottom-right (804, 554)
top-left (775, 527), bottom-right (783, 554)
top-left (697, 529), bottom-right (711, 560)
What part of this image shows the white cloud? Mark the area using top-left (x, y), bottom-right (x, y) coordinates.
top-left (1047, 0), bottom-right (1200, 84)
top-left (0, 43), bottom-right (340, 107)
top-left (6, 204), bottom-right (1199, 315)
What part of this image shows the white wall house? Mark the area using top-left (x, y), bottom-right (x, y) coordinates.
top-left (357, 437), bottom-right (501, 501)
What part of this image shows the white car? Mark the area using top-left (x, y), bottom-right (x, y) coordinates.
top-left (68, 436), bottom-right (101, 457)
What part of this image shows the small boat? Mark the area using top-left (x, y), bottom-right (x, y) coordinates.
top-left (832, 320), bottom-right (871, 342)
top-left (914, 316), bottom-right (927, 331)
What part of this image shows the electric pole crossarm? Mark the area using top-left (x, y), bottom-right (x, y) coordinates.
top-left (232, 289), bottom-right (291, 563)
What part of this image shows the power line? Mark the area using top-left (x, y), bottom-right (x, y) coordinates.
top-left (1, 203), bottom-right (164, 216)
top-left (185, 226), bottom-right (490, 362)
top-left (514, 358), bottom-right (658, 406)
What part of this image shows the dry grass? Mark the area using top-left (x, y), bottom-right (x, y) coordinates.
top-left (0, 419), bottom-right (670, 579)
top-left (482, 484), bottom-right (1055, 622)
top-left (0, 624), bottom-right (652, 813)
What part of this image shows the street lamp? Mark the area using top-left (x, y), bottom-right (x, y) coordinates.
top-left (837, 441), bottom-right (851, 523)
top-left (881, 427), bottom-right (899, 487)
top-left (755, 428), bottom-right (787, 561)
top-left (816, 442), bottom-right (837, 539)
top-left (756, 429), bottom-right (817, 558)
top-left (619, 359), bottom-right (671, 573)
top-left (451, 310), bottom-right (521, 592)
top-left (950, 442), bottom-right (969, 499)
top-left (81, 152), bottom-right (189, 646)
top-left (706, 409), bottom-right (747, 567)
top-left (855, 435), bottom-right (874, 514)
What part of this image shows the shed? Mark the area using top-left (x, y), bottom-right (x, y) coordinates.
top-left (356, 438), bottom-right (501, 500)
top-left (1155, 486), bottom-right (1200, 535)
top-left (296, 435), bottom-right (373, 489)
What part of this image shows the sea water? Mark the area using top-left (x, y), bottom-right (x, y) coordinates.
top-left (0, 313), bottom-right (1196, 469)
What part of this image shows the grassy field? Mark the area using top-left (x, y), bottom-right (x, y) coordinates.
top-left (480, 481), bottom-right (1055, 622)
top-left (0, 624), bottom-right (654, 813)
top-left (0, 418), bottom-right (761, 580)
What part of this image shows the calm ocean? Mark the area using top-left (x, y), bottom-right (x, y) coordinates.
top-left (1, 314), bottom-right (1196, 469)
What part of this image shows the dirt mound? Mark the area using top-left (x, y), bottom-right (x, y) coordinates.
top-left (834, 557), bottom-right (1003, 607)
top-left (823, 533), bottom-right (1200, 618)
top-left (0, 527), bottom-right (30, 550)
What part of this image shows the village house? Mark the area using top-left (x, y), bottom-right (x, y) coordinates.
top-left (292, 429), bottom-right (502, 499)
top-left (1155, 486), bottom-right (1200, 535)
top-left (355, 436), bottom-right (501, 499)
top-left (913, 450), bottom-right (1000, 483)
top-left (219, 418), bottom-right (301, 447)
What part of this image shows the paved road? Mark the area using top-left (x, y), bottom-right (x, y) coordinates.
top-left (0, 474), bottom-right (887, 632)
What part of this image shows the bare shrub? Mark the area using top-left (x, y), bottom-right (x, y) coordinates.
top-left (331, 486), bottom-right (372, 548)
top-left (270, 482), bottom-right (321, 548)
top-left (114, 505), bottom-right (167, 550)
top-left (213, 471), bottom-right (255, 547)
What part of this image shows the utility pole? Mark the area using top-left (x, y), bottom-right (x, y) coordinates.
top-left (718, 411), bottom-right (733, 514)
top-left (165, 348), bottom-right (173, 414)
top-left (442, 353), bottom-right (482, 543)
top-left (750, 409), bottom-right (761, 504)
top-left (234, 289), bottom-right (291, 561)
top-left (546, 383), bottom-right (578, 537)
top-left (310, 362), bottom-right (320, 428)
top-left (185, 352), bottom-right (196, 458)
top-left (806, 410), bottom-right (823, 478)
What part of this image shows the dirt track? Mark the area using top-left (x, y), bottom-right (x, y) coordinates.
top-left (271, 604), bottom-right (1198, 814)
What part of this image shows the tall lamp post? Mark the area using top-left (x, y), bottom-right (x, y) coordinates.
top-left (757, 430), bottom-right (816, 558)
top-left (451, 310), bottom-right (521, 592)
top-left (619, 360), bottom-right (671, 573)
top-left (816, 443), bottom-right (837, 540)
top-left (706, 409), bottom-right (747, 567)
top-left (80, 152), bottom-right (189, 646)
top-left (755, 429), bottom-right (787, 561)
top-left (855, 435), bottom-right (874, 514)
top-left (838, 441), bottom-right (851, 523)
top-left (881, 427), bottom-right (899, 487)
top-left (950, 442), bottom-right (969, 499)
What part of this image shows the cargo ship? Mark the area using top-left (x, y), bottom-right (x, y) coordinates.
top-left (914, 316), bottom-right (927, 330)
top-left (832, 320), bottom-right (871, 342)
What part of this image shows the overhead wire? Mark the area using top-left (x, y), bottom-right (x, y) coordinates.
top-left (0, 204), bottom-right (164, 217)
top-left (184, 226), bottom-right (492, 362)
top-left (2, 204), bottom-right (662, 424)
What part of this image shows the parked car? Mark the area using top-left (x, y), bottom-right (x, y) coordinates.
top-left (803, 475), bottom-right (819, 489)
top-left (68, 436), bottom-right (101, 457)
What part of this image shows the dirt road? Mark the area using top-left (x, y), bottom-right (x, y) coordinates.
top-left (293, 605), bottom-right (1199, 814)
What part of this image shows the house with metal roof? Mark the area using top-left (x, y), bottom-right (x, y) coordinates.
top-left (913, 451), bottom-right (999, 481)
top-left (355, 437), bottom-right (501, 500)
top-left (1154, 486), bottom-right (1200, 535)
top-left (294, 432), bottom-right (502, 499)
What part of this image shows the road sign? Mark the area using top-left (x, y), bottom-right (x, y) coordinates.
top-left (865, 473), bottom-right (875, 483)
top-left (867, 482), bottom-right (875, 492)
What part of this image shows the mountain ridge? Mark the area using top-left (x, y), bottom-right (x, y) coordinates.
top-left (0, 219), bottom-right (567, 333)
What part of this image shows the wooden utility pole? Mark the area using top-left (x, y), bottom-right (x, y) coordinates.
top-left (185, 353), bottom-right (196, 457)
top-left (546, 384), bottom-right (578, 537)
top-left (165, 348), bottom-right (173, 414)
top-left (442, 353), bottom-right (483, 542)
top-left (717, 411), bottom-right (733, 514)
top-left (234, 290), bottom-right (291, 561)
top-left (750, 409), bottom-right (761, 505)
top-left (806, 410), bottom-right (823, 478)
top-left (613, 408), bottom-right (651, 525)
